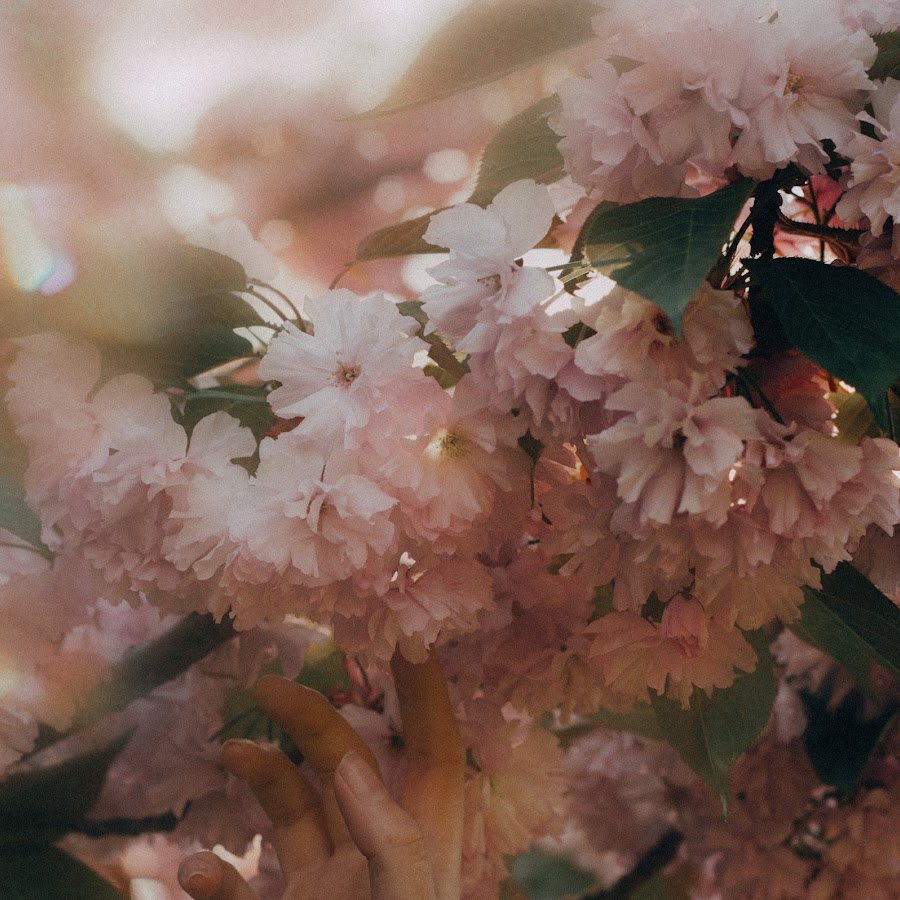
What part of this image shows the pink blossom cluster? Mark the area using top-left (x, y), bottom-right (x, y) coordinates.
top-left (552, 0), bottom-right (880, 199)
top-left (3, 165), bottom-right (900, 894)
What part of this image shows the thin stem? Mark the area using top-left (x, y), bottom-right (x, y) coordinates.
top-left (181, 390), bottom-right (270, 404)
top-left (583, 830), bottom-right (684, 899)
top-left (735, 368), bottom-right (786, 426)
top-left (0, 541), bottom-right (46, 557)
top-left (27, 614), bottom-right (236, 758)
top-left (329, 262), bottom-right (355, 291)
top-left (69, 809), bottom-right (185, 838)
top-left (248, 279), bottom-right (305, 323)
top-left (244, 286), bottom-right (288, 324)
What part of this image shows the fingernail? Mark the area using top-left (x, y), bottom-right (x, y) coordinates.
top-left (336, 750), bottom-right (381, 800)
top-left (178, 853), bottom-right (219, 896)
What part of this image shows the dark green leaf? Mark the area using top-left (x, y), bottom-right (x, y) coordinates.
top-left (869, 31), bottom-right (900, 81)
top-left (508, 848), bottom-right (596, 900)
top-left (562, 322), bottom-right (597, 348)
top-left (628, 874), bottom-right (687, 900)
top-left (176, 385), bottom-right (276, 442)
top-left (366, 0), bottom-right (594, 115)
top-left (166, 324), bottom-right (256, 380)
top-left (745, 257), bottom-right (900, 431)
top-left (651, 629), bottom-right (775, 813)
top-left (792, 563), bottom-right (900, 692)
top-left (356, 95), bottom-right (567, 262)
top-left (0, 475), bottom-right (51, 558)
top-left (581, 180), bottom-right (755, 337)
top-left (0, 737), bottom-right (128, 846)
top-left (801, 691), bottom-right (896, 795)
top-left (468, 96), bottom-right (566, 206)
top-left (0, 846), bottom-right (124, 899)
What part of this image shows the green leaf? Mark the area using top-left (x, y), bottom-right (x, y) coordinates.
top-left (0, 737), bottom-right (128, 846)
top-left (0, 475), bottom-right (51, 559)
top-left (580, 180), bottom-right (755, 337)
top-left (155, 324), bottom-right (256, 381)
top-left (801, 691), bottom-right (896, 795)
top-left (296, 639), bottom-right (352, 696)
top-left (356, 212), bottom-right (443, 262)
top-left (869, 31), bottom-right (900, 81)
top-left (830, 390), bottom-right (881, 444)
top-left (176, 384), bottom-right (276, 442)
top-left (628, 873), bottom-right (689, 900)
top-left (561, 322), bottom-right (597, 348)
top-left (792, 563), bottom-right (900, 692)
top-left (366, 0), bottom-right (595, 115)
top-left (468, 96), bottom-right (566, 206)
top-left (356, 95), bottom-right (567, 262)
top-left (651, 629), bottom-right (775, 813)
top-left (744, 257), bottom-right (900, 431)
top-left (555, 702), bottom-right (664, 749)
top-left (508, 848), bottom-right (596, 900)
top-left (889, 385), bottom-right (900, 442)
top-left (0, 846), bottom-right (124, 899)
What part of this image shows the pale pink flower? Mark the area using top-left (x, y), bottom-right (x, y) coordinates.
top-left (333, 554), bottom-right (494, 663)
top-left (240, 435), bottom-right (397, 588)
top-left (464, 309), bottom-right (574, 429)
top-left (835, 0), bottom-right (900, 34)
top-left (588, 380), bottom-right (760, 526)
top-left (552, 60), bottom-right (668, 202)
top-left (421, 180), bottom-right (557, 350)
top-left (588, 596), bottom-right (758, 708)
top-left (853, 525), bottom-right (900, 601)
top-left (563, 727), bottom-right (698, 873)
top-left (260, 289), bottom-right (429, 447)
top-left (440, 548), bottom-right (599, 717)
top-left (700, 566), bottom-right (806, 630)
top-left (459, 703), bottom-right (567, 900)
top-left (573, 284), bottom-right (753, 397)
top-left (837, 79), bottom-right (900, 240)
top-left (731, 4), bottom-right (876, 177)
top-left (370, 382), bottom-right (521, 548)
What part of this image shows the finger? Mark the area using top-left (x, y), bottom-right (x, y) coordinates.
top-left (221, 739), bottom-right (331, 873)
top-left (392, 650), bottom-right (465, 900)
top-left (178, 851), bottom-right (258, 900)
top-left (335, 750), bottom-right (436, 900)
top-left (255, 675), bottom-right (380, 845)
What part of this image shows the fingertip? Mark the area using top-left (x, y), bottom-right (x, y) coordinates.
top-left (178, 851), bottom-right (223, 898)
top-left (254, 673), bottom-right (292, 706)
top-left (220, 739), bottom-right (265, 779)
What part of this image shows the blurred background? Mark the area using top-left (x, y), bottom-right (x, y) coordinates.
top-left (0, 0), bottom-right (579, 324)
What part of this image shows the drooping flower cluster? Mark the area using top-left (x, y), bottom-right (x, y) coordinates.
top-left (3, 1), bottom-right (900, 896)
top-left (552, 0), bottom-right (879, 198)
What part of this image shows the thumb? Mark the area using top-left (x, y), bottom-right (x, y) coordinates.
top-left (178, 850), bottom-right (259, 900)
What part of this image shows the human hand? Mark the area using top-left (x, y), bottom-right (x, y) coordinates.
top-left (177, 651), bottom-right (465, 900)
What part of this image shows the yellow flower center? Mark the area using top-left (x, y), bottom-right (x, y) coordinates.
top-left (333, 361), bottom-right (361, 387)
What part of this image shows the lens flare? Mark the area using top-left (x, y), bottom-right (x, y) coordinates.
top-left (0, 183), bottom-right (73, 294)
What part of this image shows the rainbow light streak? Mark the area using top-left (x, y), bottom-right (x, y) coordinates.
top-left (0, 183), bottom-right (71, 294)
